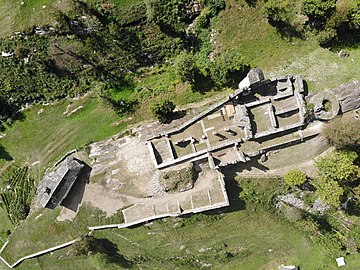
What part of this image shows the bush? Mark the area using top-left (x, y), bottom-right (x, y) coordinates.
top-left (150, 99), bottom-right (176, 123)
top-left (302, 0), bottom-right (336, 21)
top-left (174, 51), bottom-right (196, 83)
top-left (209, 49), bottom-right (247, 87)
top-left (315, 150), bottom-right (359, 183)
top-left (202, 0), bottom-right (226, 16)
top-left (314, 177), bottom-right (344, 207)
top-left (264, 0), bottom-right (291, 26)
top-left (317, 27), bottom-right (337, 47)
top-left (284, 169), bottom-right (307, 187)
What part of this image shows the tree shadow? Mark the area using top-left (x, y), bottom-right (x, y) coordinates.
top-left (94, 238), bottom-right (133, 268)
top-left (328, 29), bottom-right (360, 50)
top-left (276, 25), bottom-right (305, 41)
top-left (0, 145), bottom-right (13, 161)
top-left (192, 72), bottom-right (216, 93)
top-left (60, 160), bottom-right (92, 212)
top-left (344, 199), bottom-right (360, 217)
top-left (166, 110), bottom-right (187, 124)
top-left (245, 0), bottom-right (258, 7)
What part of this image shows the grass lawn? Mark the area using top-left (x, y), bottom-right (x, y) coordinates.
top-left (0, 208), bottom-right (13, 249)
top-left (0, 204), bottom-right (124, 266)
top-left (5, 208), bottom-right (336, 270)
top-left (0, 0), bottom-right (73, 37)
top-left (0, 94), bottom-right (127, 181)
top-left (1, 176), bottom-right (354, 269)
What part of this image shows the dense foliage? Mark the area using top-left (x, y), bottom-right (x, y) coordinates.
top-left (313, 177), bottom-right (344, 207)
top-left (302, 0), bottom-right (337, 23)
top-left (316, 150), bottom-right (359, 183)
top-left (284, 169), bottom-right (307, 187)
top-left (0, 0), bottom-right (242, 127)
top-left (264, 0), bottom-right (292, 27)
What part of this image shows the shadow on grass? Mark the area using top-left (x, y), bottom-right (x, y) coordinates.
top-left (0, 145), bottom-right (12, 161)
top-left (95, 238), bottom-right (133, 268)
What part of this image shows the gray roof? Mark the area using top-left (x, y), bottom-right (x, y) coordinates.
top-left (37, 158), bottom-right (84, 209)
top-left (248, 68), bottom-right (265, 85)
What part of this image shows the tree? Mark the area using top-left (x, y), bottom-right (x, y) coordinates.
top-left (174, 51), bottom-right (196, 83)
top-left (315, 150), bottom-right (359, 183)
top-left (145, 0), bottom-right (188, 29)
top-left (314, 177), bottom-right (344, 207)
top-left (150, 99), bottom-right (176, 123)
top-left (302, 0), bottom-right (336, 21)
top-left (284, 169), bottom-right (307, 187)
top-left (210, 49), bottom-right (247, 87)
top-left (202, 0), bottom-right (225, 16)
top-left (323, 116), bottom-right (360, 150)
top-left (264, 0), bottom-right (291, 27)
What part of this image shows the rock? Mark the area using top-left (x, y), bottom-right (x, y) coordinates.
top-left (311, 198), bottom-right (330, 213)
top-left (330, 81), bottom-right (360, 113)
top-left (38, 108), bottom-right (44, 115)
top-left (260, 154), bottom-right (267, 162)
top-left (338, 50), bottom-right (349, 58)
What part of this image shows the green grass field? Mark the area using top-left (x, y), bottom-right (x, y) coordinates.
top-left (0, 94), bottom-right (127, 179)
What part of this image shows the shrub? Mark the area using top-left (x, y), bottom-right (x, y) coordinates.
top-left (264, 0), bottom-right (291, 26)
top-left (302, 0), bottom-right (336, 21)
top-left (209, 49), bottom-right (247, 87)
top-left (284, 169), bottom-right (307, 187)
top-left (315, 150), bottom-right (359, 183)
top-left (202, 0), bottom-right (226, 16)
top-left (313, 177), bottom-right (344, 207)
top-left (317, 27), bottom-right (337, 47)
top-left (174, 51), bottom-right (196, 83)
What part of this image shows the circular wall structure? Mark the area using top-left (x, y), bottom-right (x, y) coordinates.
top-left (311, 91), bottom-right (340, 120)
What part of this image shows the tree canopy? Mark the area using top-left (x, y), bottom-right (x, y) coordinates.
top-left (302, 0), bottom-right (336, 21)
top-left (314, 177), bottom-right (344, 207)
top-left (315, 150), bottom-right (359, 183)
top-left (174, 51), bottom-right (196, 83)
top-left (209, 49), bottom-right (247, 87)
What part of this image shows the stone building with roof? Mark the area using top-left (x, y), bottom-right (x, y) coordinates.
top-left (37, 158), bottom-right (84, 209)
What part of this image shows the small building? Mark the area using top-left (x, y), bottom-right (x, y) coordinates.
top-left (37, 158), bottom-right (84, 209)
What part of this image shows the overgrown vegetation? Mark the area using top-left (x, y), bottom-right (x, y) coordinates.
top-left (323, 115), bottom-right (360, 150)
top-left (0, 166), bottom-right (35, 225)
top-left (0, 0), bottom-right (360, 268)
top-left (161, 164), bottom-right (198, 193)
